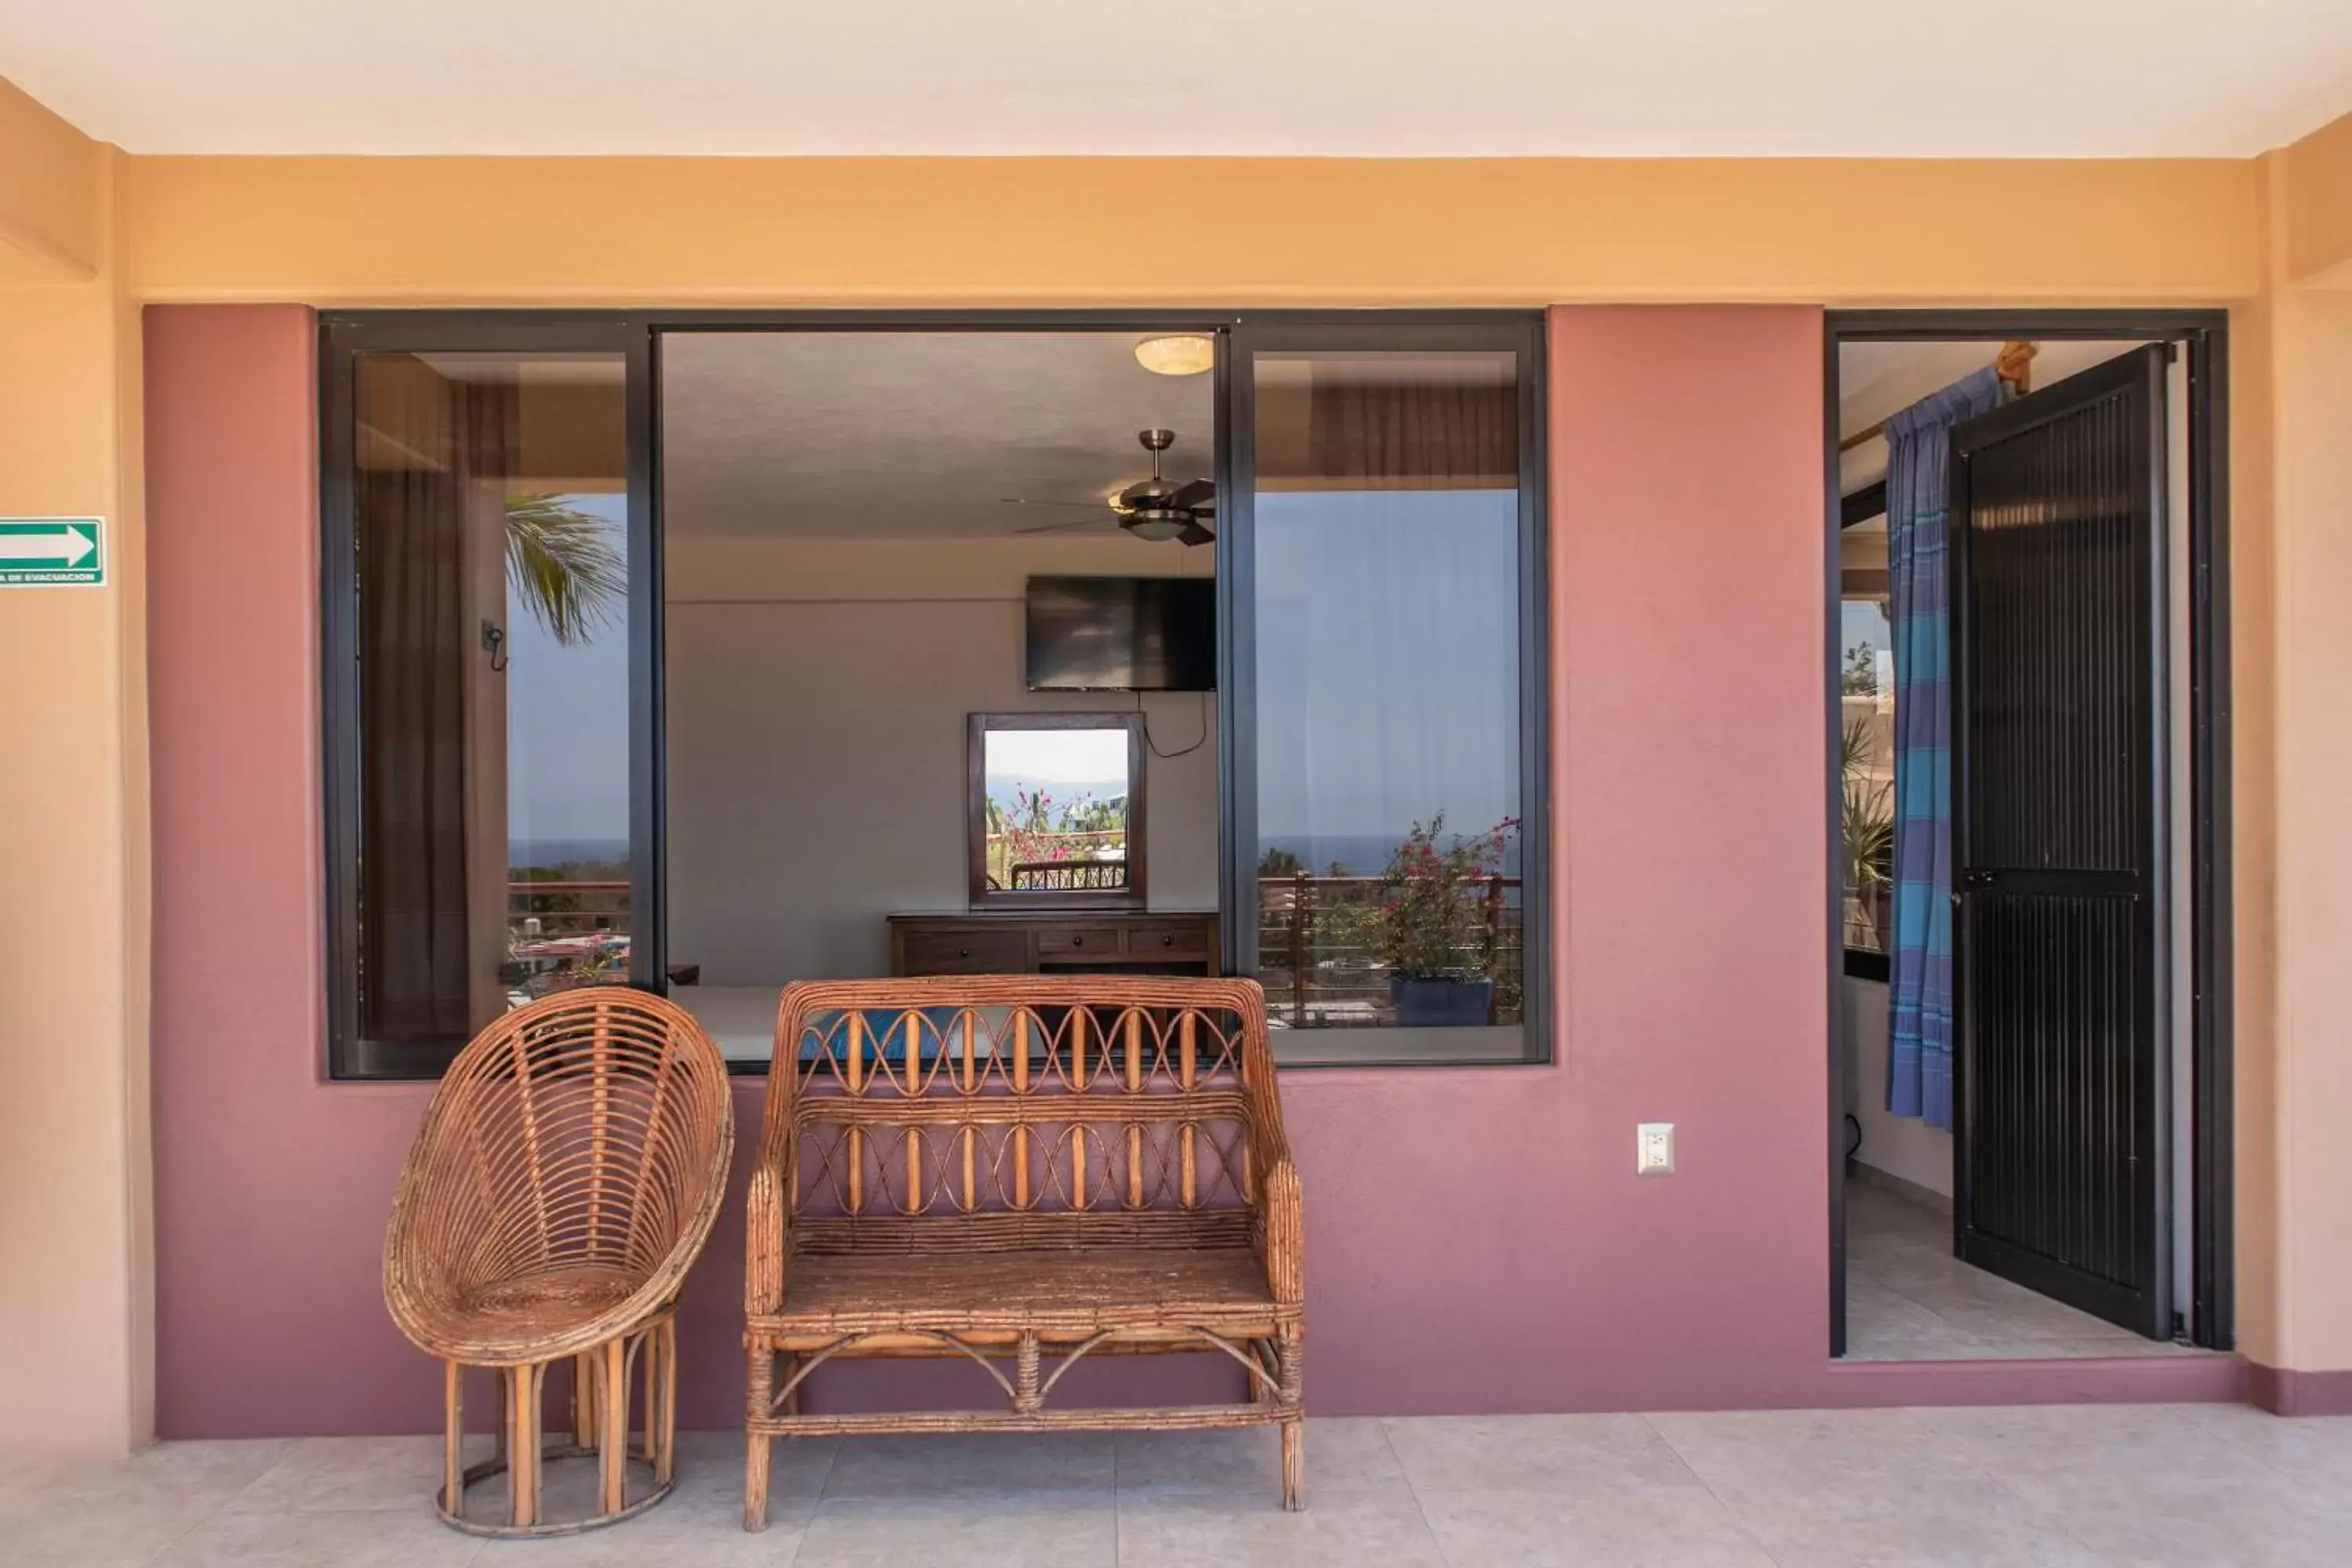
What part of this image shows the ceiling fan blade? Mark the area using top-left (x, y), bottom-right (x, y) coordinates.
top-left (1167, 477), bottom-right (1216, 511)
top-left (1013, 517), bottom-right (1109, 536)
top-left (1001, 496), bottom-right (1108, 510)
top-left (1178, 521), bottom-right (1216, 547)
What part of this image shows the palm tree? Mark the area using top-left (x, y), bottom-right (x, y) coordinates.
top-left (504, 493), bottom-right (626, 645)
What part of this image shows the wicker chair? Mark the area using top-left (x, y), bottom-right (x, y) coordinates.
top-left (385, 987), bottom-right (735, 1537)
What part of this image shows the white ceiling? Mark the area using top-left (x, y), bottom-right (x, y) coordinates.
top-left (5, 2), bottom-right (2348, 157)
top-left (662, 332), bottom-right (1214, 541)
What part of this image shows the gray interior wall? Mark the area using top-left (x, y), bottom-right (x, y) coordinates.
top-left (663, 535), bottom-right (1219, 986)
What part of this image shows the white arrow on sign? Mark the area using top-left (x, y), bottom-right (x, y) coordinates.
top-left (0, 527), bottom-right (96, 566)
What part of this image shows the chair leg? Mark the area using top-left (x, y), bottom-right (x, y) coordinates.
top-left (506, 1363), bottom-right (543, 1530)
top-left (744, 1341), bottom-right (773, 1532)
top-left (574, 1350), bottom-right (600, 1450)
top-left (637, 1326), bottom-right (656, 1466)
top-left (441, 1361), bottom-right (465, 1519)
top-left (599, 1337), bottom-right (628, 1515)
top-left (654, 1320), bottom-right (678, 1486)
top-left (492, 1365), bottom-right (509, 1468)
top-left (1278, 1329), bottom-right (1305, 1512)
top-left (781, 1350), bottom-right (802, 1417)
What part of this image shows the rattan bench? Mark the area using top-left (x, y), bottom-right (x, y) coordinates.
top-left (742, 975), bottom-right (1304, 1527)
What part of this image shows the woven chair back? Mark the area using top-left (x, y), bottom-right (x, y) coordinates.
top-left (387, 986), bottom-right (734, 1360)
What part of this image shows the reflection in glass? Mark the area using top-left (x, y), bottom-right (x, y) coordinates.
top-left (980, 726), bottom-right (1133, 894)
top-left (1250, 350), bottom-right (1524, 1036)
top-left (1841, 595), bottom-right (1896, 954)
top-left (352, 351), bottom-right (630, 1045)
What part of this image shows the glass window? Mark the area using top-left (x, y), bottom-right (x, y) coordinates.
top-left (329, 342), bottom-right (632, 1075)
top-left (1244, 339), bottom-right (1541, 1062)
top-left (1842, 564), bottom-right (1895, 962)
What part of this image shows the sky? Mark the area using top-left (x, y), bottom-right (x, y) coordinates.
top-left (985, 727), bottom-right (1129, 786)
top-left (1253, 487), bottom-right (1521, 861)
top-left (505, 491), bottom-right (632, 852)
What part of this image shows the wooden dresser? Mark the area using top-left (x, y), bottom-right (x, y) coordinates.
top-left (888, 910), bottom-right (1221, 978)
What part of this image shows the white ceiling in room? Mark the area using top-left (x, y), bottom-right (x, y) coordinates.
top-left (662, 332), bottom-right (1215, 541)
top-left (5, 2), bottom-right (2348, 156)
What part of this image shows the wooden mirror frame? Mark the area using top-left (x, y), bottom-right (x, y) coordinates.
top-left (967, 713), bottom-right (1148, 909)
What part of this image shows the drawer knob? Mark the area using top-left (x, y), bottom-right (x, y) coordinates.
top-left (958, 946), bottom-right (971, 958)
top-left (1072, 935), bottom-right (1084, 947)
top-left (1162, 935), bottom-right (1174, 947)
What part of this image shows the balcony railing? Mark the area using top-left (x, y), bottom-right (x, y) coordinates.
top-left (984, 829), bottom-right (1127, 893)
top-left (1257, 873), bottom-right (1523, 1029)
top-left (1010, 859), bottom-right (1128, 891)
top-left (503, 880), bottom-right (631, 1002)
top-left (507, 879), bottom-right (630, 939)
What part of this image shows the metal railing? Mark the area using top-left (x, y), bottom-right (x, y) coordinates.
top-left (1256, 873), bottom-right (1523, 1029)
top-left (984, 829), bottom-right (1127, 892)
top-left (506, 879), bottom-right (630, 939)
top-left (1010, 859), bottom-right (1128, 891)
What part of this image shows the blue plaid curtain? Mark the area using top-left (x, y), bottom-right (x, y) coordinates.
top-left (1883, 368), bottom-right (2002, 1130)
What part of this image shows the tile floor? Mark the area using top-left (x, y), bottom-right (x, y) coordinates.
top-left (1844, 1178), bottom-right (2211, 1361)
top-left (8, 1403), bottom-right (2350, 1566)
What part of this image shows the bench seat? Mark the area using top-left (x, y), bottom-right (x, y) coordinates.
top-left (761, 1245), bottom-right (1278, 1340)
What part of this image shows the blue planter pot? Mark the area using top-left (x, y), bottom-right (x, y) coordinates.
top-left (1389, 975), bottom-right (1495, 1027)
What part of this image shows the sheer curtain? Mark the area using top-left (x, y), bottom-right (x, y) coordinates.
top-left (356, 359), bottom-right (517, 1044)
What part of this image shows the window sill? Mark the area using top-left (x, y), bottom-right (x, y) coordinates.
top-left (1269, 1023), bottom-right (1542, 1068)
top-left (1844, 948), bottom-right (1889, 982)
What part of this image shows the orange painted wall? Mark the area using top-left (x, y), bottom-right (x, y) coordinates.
top-left (0, 139), bottom-right (152, 1458)
top-left (2278, 113), bottom-right (2352, 285)
top-left (118, 154), bottom-right (2263, 307)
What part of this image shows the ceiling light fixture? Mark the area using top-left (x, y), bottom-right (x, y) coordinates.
top-left (1122, 512), bottom-right (1188, 543)
top-left (1134, 336), bottom-right (1215, 376)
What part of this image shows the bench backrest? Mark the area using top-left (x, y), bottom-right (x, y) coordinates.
top-left (763, 976), bottom-right (1273, 1254)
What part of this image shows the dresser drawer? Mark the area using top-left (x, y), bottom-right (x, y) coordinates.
top-left (1035, 924), bottom-right (1122, 956)
top-left (1126, 920), bottom-right (1211, 958)
top-left (900, 928), bottom-right (1029, 974)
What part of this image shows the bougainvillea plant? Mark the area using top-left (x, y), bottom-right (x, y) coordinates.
top-left (1379, 812), bottom-right (1521, 979)
top-left (986, 786), bottom-right (1127, 885)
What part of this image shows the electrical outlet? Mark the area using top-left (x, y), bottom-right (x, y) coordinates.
top-left (1637, 1122), bottom-right (1675, 1176)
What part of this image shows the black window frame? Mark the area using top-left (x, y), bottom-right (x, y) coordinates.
top-left (319, 308), bottom-right (1549, 1078)
top-left (318, 313), bottom-right (658, 1080)
top-left (1221, 314), bottom-right (1554, 1066)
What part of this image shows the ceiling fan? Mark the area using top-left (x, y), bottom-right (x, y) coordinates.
top-left (1004, 428), bottom-right (1215, 547)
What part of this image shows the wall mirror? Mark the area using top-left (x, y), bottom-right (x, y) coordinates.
top-left (968, 713), bottom-right (1146, 908)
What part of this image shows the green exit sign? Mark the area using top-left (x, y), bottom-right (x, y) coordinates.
top-left (0, 518), bottom-right (104, 586)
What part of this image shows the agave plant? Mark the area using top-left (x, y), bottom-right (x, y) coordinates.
top-left (1840, 717), bottom-right (1895, 946)
top-left (504, 493), bottom-right (626, 645)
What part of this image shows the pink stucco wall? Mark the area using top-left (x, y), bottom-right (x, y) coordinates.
top-left (145, 302), bottom-right (2229, 1439)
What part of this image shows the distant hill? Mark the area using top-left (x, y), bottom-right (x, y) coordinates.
top-left (985, 775), bottom-right (1127, 815)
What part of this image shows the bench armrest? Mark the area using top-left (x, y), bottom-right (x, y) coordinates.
top-left (1236, 985), bottom-right (1303, 1308)
top-left (746, 989), bottom-right (808, 1317)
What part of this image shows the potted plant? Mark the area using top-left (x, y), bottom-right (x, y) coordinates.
top-left (1380, 813), bottom-right (1519, 1026)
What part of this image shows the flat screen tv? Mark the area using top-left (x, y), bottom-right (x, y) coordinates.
top-left (1025, 575), bottom-right (1216, 692)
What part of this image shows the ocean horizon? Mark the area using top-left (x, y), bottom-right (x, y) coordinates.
top-left (511, 837), bottom-right (630, 870)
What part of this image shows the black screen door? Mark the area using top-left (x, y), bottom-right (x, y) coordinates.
top-left (1948, 344), bottom-right (2172, 1339)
